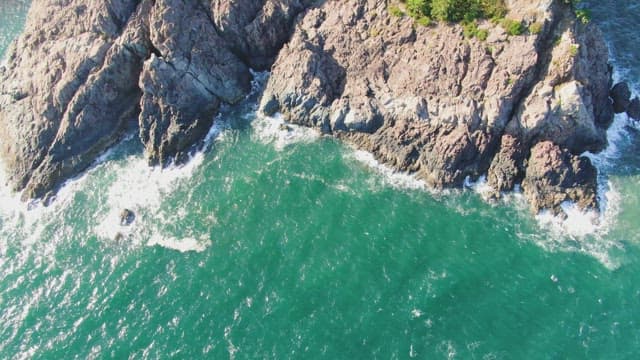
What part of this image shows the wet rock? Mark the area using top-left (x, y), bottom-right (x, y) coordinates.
top-left (522, 141), bottom-right (598, 214)
top-left (611, 82), bottom-right (631, 113)
top-left (120, 208), bottom-right (135, 226)
top-left (627, 97), bottom-right (640, 121)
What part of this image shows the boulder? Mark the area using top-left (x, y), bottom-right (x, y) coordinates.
top-left (522, 141), bottom-right (598, 214)
top-left (120, 208), bottom-right (136, 226)
top-left (611, 82), bottom-right (631, 113)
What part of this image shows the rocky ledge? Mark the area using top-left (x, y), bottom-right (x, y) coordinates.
top-left (0, 0), bottom-right (626, 215)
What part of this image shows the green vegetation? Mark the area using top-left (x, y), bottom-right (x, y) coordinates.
top-left (463, 21), bottom-right (488, 40)
top-left (397, 0), bottom-right (508, 23)
top-left (389, 0), bottom-right (525, 40)
top-left (529, 22), bottom-right (543, 34)
top-left (575, 8), bottom-right (591, 24)
top-left (564, 0), bottom-right (591, 24)
top-left (389, 5), bottom-right (405, 17)
top-left (415, 16), bottom-right (432, 27)
top-left (569, 44), bottom-right (579, 57)
top-left (500, 18), bottom-right (524, 36)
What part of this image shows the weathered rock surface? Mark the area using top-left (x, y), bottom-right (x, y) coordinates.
top-left (610, 82), bottom-right (631, 114)
top-left (522, 141), bottom-right (597, 214)
top-left (0, 0), bottom-right (617, 215)
top-left (0, 0), bottom-right (311, 199)
top-left (261, 0), bottom-right (613, 214)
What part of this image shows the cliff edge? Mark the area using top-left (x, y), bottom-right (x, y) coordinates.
top-left (0, 0), bottom-right (618, 215)
top-left (261, 0), bottom-right (613, 214)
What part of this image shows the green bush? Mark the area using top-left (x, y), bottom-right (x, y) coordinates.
top-left (463, 20), bottom-right (489, 41)
top-left (481, 0), bottom-right (507, 19)
top-left (431, 0), bottom-right (481, 22)
top-left (501, 18), bottom-right (524, 36)
top-left (415, 16), bottom-right (432, 27)
top-left (575, 8), bottom-right (591, 24)
top-left (476, 28), bottom-right (489, 41)
top-left (388, 0), bottom-right (517, 36)
top-left (389, 5), bottom-right (405, 17)
top-left (529, 22), bottom-right (543, 34)
top-left (407, 0), bottom-right (431, 18)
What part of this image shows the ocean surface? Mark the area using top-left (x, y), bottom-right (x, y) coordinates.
top-left (1, 1), bottom-right (640, 358)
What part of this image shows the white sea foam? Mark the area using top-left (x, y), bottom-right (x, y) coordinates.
top-left (147, 234), bottom-right (211, 253)
top-left (93, 150), bottom-right (212, 252)
top-left (463, 175), bottom-right (495, 199)
top-left (350, 149), bottom-right (428, 192)
top-left (251, 112), bottom-right (320, 150)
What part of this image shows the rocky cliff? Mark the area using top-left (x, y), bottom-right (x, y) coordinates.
top-left (0, 0), bottom-right (311, 200)
top-left (0, 0), bottom-right (619, 215)
top-left (261, 0), bottom-right (613, 214)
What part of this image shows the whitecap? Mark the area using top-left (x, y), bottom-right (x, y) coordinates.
top-left (349, 149), bottom-right (428, 192)
top-left (251, 112), bottom-right (320, 150)
top-left (147, 234), bottom-right (211, 253)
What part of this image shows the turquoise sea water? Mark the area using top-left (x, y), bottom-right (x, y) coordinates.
top-left (0, 0), bottom-right (29, 60)
top-left (1, 2), bottom-right (640, 358)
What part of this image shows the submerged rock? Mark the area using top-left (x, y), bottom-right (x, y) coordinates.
top-left (120, 208), bottom-right (135, 226)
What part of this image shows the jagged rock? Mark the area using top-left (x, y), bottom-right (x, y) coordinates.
top-left (120, 208), bottom-right (135, 226)
top-left (627, 97), bottom-right (640, 121)
top-left (611, 82), bottom-right (631, 113)
top-left (522, 141), bottom-right (598, 214)
top-left (262, 0), bottom-right (612, 211)
top-left (0, 0), bottom-right (617, 214)
top-left (0, 0), bottom-right (143, 200)
top-left (0, 0), bottom-right (312, 199)
top-left (487, 134), bottom-right (527, 194)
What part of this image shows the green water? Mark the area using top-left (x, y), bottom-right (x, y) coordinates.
top-left (2, 2), bottom-right (640, 359)
top-left (0, 0), bottom-right (30, 60)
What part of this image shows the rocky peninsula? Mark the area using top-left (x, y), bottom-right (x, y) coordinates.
top-left (0, 0), bottom-right (637, 215)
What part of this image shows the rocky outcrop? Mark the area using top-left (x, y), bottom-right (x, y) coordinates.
top-left (261, 0), bottom-right (613, 214)
top-left (0, 0), bottom-right (311, 200)
top-left (610, 82), bottom-right (631, 113)
top-left (0, 0), bottom-right (617, 215)
top-left (522, 141), bottom-right (597, 214)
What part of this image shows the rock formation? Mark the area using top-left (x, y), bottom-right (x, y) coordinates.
top-left (261, 0), bottom-right (613, 214)
top-left (0, 0), bottom-right (311, 200)
top-left (0, 0), bottom-right (617, 215)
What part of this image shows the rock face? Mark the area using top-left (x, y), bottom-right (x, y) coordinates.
top-left (0, 0), bottom-right (311, 199)
top-left (261, 0), bottom-right (613, 214)
top-left (522, 141), bottom-right (597, 214)
top-left (0, 0), bottom-right (616, 215)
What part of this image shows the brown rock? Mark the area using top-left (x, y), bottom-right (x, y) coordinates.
top-left (522, 141), bottom-right (598, 214)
